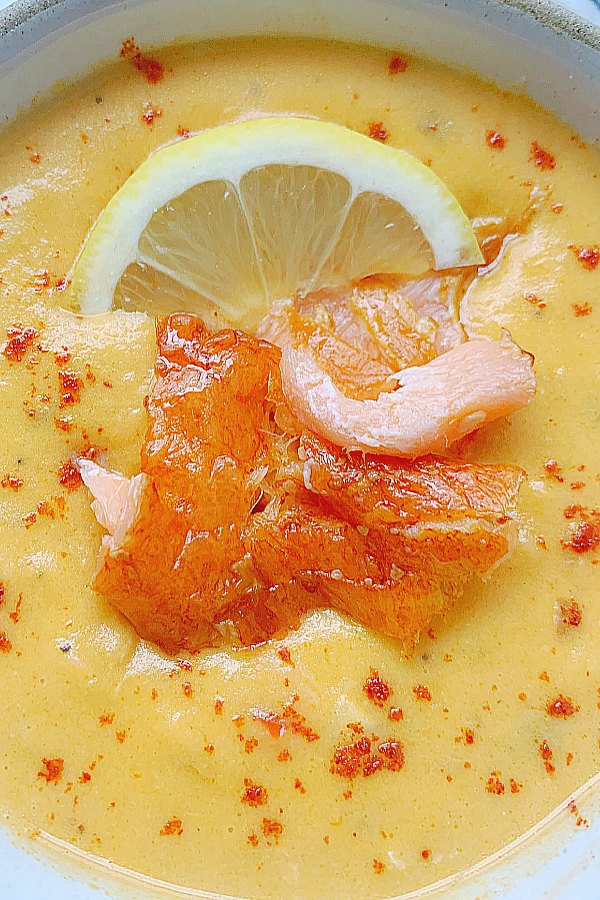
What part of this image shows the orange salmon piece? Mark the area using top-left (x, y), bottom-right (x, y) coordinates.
top-left (248, 489), bottom-right (513, 650)
top-left (88, 314), bottom-right (525, 654)
top-left (94, 315), bottom-right (295, 653)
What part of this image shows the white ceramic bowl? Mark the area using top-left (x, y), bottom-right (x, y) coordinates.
top-left (0, 0), bottom-right (599, 896)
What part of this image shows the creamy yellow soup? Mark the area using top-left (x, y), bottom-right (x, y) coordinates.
top-left (0, 37), bottom-right (599, 899)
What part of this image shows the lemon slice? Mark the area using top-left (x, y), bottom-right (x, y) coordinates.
top-left (70, 116), bottom-right (483, 330)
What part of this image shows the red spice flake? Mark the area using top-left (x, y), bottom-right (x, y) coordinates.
top-left (343, 789), bottom-right (353, 799)
top-left (573, 302), bottom-right (592, 317)
top-left (485, 130), bottom-right (506, 150)
top-left (204, 743), bottom-right (215, 755)
top-left (78, 772), bottom-right (91, 784)
top-left (377, 740), bottom-right (404, 769)
top-left (0, 632), bottom-right (12, 653)
top-left (539, 739), bottom-right (555, 775)
top-left (120, 37), bottom-right (164, 84)
top-left (525, 292), bottom-right (547, 310)
top-left (241, 778), bottom-right (268, 807)
top-left (570, 245), bottom-right (600, 270)
top-left (373, 858), bottom-right (385, 874)
top-left (539, 670), bottom-right (550, 682)
top-left (294, 778), bottom-right (306, 794)
top-left (421, 849), bottom-right (431, 861)
top-left (36, 500), bottom-right (55, 520)
top-left (547, 694), bottom-right (579, 718)
top-left (518, 691), bottom-right (527, 702)
top-left (99, 712), bottom-right (115, 726)
top-left (58, 461), bottom-right (82, 491)
top-left (28, 150), bottom-right (42, 164)
top-left (364, 669), bottom-right (393, 707)
top-left (55, 418), bottom-right (74, 433)
top-left (509, 777), bottom-right (523, 794)
top-left (58, 371), bottom-right (82, 408)
top-left (566, 752), bottom-right (574, 766)
top-left (368, 121), bottom-right (389, 143)
top-left (570, 481), bottom-right (585, 490)
top-left (38, 757), bottom-right (64, 784)
top-left (181, 681), bottom-right (193, 698)
top-left (277, 749), bottom-right (292, 762)
top-left (245, 737), bottom-right (259, 754)
top-left (22, 512), bottom-right (36, 529)
top-left (247, 833), bottom-right (259, 848)
top-left (160, 817), bottom-right (183, 836)
top-left (54, 347), bottom-right (71, 364)
top-left (32, 270), bottom-right (50, 292)
top-left (388, 55), bottom-right (408, 74)
top-left (562, 521), bottom-right (600, 554)
top-left (544, 459), bottom-right (564, 482)
top-left (141, 101), bottom-right (162, 126)
top-left (115, 730), bottom-right (126, 743)
top-left (250, 708), bottom-right (284, 739)
top-left (551, 202), bottom-right (564, 214)
top-left (261, 817), bottom-right (283, 844)
top-left (119, 36), bottom-right (137, 56)
top-left (214, 697), bottom-right (224, 715)
top-left (564, 504), bottom-right (585, 520)
top-left (132, 54), bottom-right (165, 84)
top-left (346, 722), bottom-right (364, 735)
top-left (277, 647), bottom-right (294, 667)
top-left (485, 773), bottom-right (505, 795)
top-left (413, 684), bottom-right (432, 701)
top-left (177, 125), bottom-right (191, 139)
top-left (530, 141), bottom-right (555, 170)
top-left (3, 325), bottom-right (38, 362)
top-left (9, 594), bottom-right (22, 625)
top-left (0, 583), bottom-right (4, 605)
top-left (34, 267), bottom-right (52, 295)
top-left (388, 706), bottom-right (403, 722)
top-left (251, 702), bottom-right (320, 743)
top-left (330, 735), bottom-right (404, 780)
top-left (455, 727), bottom-right (475, 745)
top-left (567, 799), bottom-right (588, 828)
top-left (560, 599), bottom-right (582, 627)
top-left (1, 474), bottom-right (23, 491)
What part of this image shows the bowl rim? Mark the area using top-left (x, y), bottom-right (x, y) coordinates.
top-left (2, 0), bottom-right (600, 47)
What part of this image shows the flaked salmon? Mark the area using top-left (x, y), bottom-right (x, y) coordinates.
top-left (260, 267), bottom-right (535, 457)
top-left (79, 313), bottom-right (526, 654)
top-left (280, 331), bottom-right (535, 457)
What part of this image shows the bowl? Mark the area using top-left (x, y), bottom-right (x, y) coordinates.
top-left (0, 0), bottom-right (598, 896)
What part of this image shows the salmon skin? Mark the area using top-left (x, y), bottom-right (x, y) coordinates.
top-left (81, 313), bottom-right (525, 654)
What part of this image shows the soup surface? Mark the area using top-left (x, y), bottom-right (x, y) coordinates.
top-left (0, 37), bottom-right (599, 898)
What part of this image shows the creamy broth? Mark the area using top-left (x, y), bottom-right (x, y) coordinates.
top-left (0, 37), bottom-right (598, 898)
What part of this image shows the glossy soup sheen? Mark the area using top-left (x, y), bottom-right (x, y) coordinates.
top-left (0, 37), bottom-right (598, 899)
